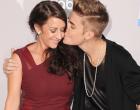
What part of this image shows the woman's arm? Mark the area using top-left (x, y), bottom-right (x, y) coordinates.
top-left (4, 53), bottom-right (22, 110)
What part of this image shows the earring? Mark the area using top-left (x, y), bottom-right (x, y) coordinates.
top-left (36, 31), bottom-right (42, 37)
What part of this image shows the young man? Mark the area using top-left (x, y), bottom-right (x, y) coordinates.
top-left (64, 0), bottom-right (140, 110)
top-left (3, 0), bottom-right (140, 110)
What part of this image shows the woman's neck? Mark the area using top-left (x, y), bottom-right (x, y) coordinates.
top-left (28, 40), bottom-right (48, 64)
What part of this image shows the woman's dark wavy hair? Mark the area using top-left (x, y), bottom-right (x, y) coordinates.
top-left (28, 0), bottom-right (81, 78)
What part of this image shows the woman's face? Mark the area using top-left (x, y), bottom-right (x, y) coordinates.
top-left (36, 17), bottom-right (65, 49)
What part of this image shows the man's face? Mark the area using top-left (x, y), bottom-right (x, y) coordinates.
top-left (63, 11), bottom-right (85, 45)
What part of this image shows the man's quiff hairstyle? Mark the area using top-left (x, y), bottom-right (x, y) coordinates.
top-left (73, 0), bottom-right (109, 37)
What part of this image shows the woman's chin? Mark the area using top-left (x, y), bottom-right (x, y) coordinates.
top-left (49, 44), bottom-right (58, 49)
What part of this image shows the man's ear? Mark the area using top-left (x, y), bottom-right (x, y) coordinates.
top-left (84, 31), bottom-right (95, 40)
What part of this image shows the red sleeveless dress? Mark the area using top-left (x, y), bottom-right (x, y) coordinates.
top-left (15, 44), bottom-right (74, 110)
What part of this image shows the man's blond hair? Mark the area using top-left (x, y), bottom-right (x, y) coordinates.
top-left (73, 0), bottom-right (109, 37)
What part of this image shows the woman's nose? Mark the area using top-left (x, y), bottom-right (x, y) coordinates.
top-left (57, 31), bottom-right (63, 40)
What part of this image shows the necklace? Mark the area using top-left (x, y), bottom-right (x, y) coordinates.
top-left (83, 53), bottom-right (99, 97)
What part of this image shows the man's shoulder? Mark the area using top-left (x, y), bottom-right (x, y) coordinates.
top-left (107, 39), bottom-right (132, 59)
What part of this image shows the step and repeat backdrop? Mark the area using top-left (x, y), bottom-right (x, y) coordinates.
top-left (0, 0), bottom-right (140, 109)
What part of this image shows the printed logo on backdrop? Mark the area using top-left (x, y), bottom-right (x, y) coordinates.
top-left (51, 0), bottom-right (73, 15)
top-left (137, 7), bottom-right (140, 27)
top-left (16, 0), bottom-right (73, 14)
top-left (16, 0), bottom-right (24, 10)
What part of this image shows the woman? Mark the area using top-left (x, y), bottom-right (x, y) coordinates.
top-left (4, 1), bottom-right (79, 110)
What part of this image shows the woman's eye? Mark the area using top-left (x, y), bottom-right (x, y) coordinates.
top-left (50, 29), bottom-right (56, 33)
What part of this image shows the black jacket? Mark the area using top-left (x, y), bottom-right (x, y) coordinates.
top-left (72, 38), bottom-right (140, 110)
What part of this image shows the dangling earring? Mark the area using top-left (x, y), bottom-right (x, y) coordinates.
top-left (35, 31), bottom-right (42, 40)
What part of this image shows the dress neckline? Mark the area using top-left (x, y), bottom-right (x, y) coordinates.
top-left (25, 43), bottom-right (46, 66)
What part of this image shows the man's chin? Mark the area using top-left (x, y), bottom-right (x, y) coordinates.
top-left (63, 40), bottom-right (76, 46)
top-left (63, 37), bottom-right (78, 46)
top-left (63, 38), bottom-right (71, 45)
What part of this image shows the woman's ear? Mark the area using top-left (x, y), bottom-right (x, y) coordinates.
top-left (34, 24), bottom-right (42, 35)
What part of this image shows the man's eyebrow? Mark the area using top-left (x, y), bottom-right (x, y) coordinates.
top-left (68, 18), bottom-right (75, 26)
top-left (69, 20), bottom-right (75, 26)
